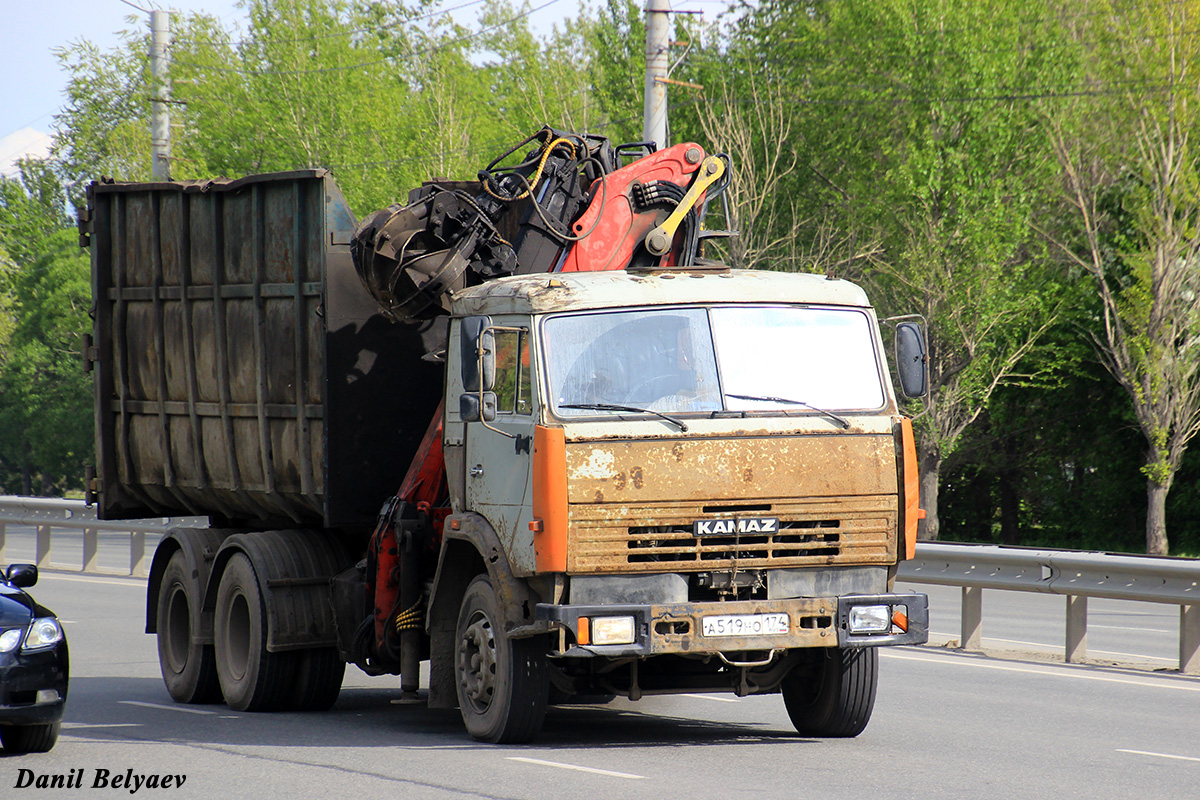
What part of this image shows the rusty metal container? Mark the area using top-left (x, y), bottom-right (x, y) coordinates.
top-left (85, 170), bottom-right (444, 527)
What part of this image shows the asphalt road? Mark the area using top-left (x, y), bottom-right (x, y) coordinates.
top-left (1, 570), bottom-right (1196, 800)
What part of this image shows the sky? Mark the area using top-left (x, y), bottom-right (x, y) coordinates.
top-left (0, 0), bottom-right (602, 179)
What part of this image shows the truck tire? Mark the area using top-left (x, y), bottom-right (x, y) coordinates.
top-left (288, 647), bottom-right (344, 711)
top-left (214, 553), bottom-right (295, 712)
top-left (156, 550), bottom-right (222, 704)
top-left (781, 647), bottom-right (877, 738)
top-left (0, 722), bottom-right (60, 754)
top-left (454, 575), bottom-right (548, 743)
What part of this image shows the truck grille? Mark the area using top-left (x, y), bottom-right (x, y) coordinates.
top-left (567, 495), bottom-right (897, 572)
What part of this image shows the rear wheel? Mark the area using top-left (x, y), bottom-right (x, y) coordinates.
top-left (0, 722), bottom-right (60, 753)
top-left (156, 550), bottom-right (222, 704)
top-left (782, 647), bottom-right (877, 737)
top-left (455, 575), bottom-right (548, 743)
top-left (214, 553), bottom-right (295, 711)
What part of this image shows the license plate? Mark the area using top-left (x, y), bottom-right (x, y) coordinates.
top-left (701, 613), bottom-right (790, 637)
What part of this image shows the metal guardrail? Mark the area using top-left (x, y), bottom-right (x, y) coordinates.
top-left (3, 497), bottom-right (1198, 673)
top-left (0, 495), bottom-right (201, 577)
top-left (898, 542), bottom-right (1200, 674)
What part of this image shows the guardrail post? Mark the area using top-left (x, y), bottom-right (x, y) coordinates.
top-left (131, 531), bottom-right (146, 577)
top-left (1182, 605), bottom-right (1199, 675)
top-left (36, 523), bottom-right (52, 570)
top-left (83, 526), bottom-right (99, 573)
top-left (0, 520), bottom-right (6, 563)
top-left (962, 586), bottom-right (982, 650)
top-left (1066, 595), bottom-right (1088, 663)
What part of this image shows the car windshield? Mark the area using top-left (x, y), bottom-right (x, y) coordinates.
top-left (544, 305), bottom-right (885, 417)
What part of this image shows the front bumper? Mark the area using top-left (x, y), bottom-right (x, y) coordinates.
top-left (537, 592), bottom-right (928, 658)
top-left (0, 643), bottom-right (69, 726)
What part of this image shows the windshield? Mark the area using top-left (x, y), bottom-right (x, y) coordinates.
top-left (544, 305), bottom-right (885, 418)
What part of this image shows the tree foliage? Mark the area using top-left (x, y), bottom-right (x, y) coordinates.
top-left (1045, 0), bottom-right (1200, 554)
top-left (725, 0), bottom-right (1072, 540)
top-left (7, 0), bottom-right (1199, 553)
top-left (0, 161), bottom-right (93, 495)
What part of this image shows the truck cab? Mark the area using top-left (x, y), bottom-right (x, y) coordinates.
top-left (437, 265), bottom-right (928, 741)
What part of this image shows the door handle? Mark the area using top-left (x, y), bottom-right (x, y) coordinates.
top-left (469, 465), bottom-right (484, 477)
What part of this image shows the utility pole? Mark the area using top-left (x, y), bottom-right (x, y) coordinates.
top-left (150, 9), bottom-right (171, 180)
top-left (642, 0), bottom-right (670, 150)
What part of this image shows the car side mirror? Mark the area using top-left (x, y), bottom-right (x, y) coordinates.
top-left (895, 321), bottom-right (928, 399)
top-left (5, 563), bottom-right (38, 588)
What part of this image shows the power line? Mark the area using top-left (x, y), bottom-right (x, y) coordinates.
top-left (173, 0), bottom-right (488, 50)
top-left (733, 0), bottom-right (1195, 45)
top-left (0, 112), bottom-right (57, 147)
top-left (678, 80), bottom-right (1192, 108)
top-left (172, 0), bottom-right (564, 77)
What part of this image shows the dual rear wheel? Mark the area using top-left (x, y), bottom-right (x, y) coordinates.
top-left (155, 550), bottom-right (343, 712)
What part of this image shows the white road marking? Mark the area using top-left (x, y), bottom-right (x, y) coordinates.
top-left (883, 650), bottom-right (1200, 692)
top-left (1091, 624), bottom-right (1173, 634)
top-left (119, 700), bottom-right (221, 715)
top-left (38, 573), bottom-right (146, 587)
top-left (1117, 749), bottom-right (1200, 763)
top-left (679, 693), bottom-right (739, 703)
top-left (507, 757), bottom-right (645, 780)
top-left (928, 632), bottom-right (1175, 663)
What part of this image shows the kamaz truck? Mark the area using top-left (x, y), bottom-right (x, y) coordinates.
top-left (83, 130), bottom-right (929, 743)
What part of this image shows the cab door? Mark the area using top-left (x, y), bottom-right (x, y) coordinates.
top-left (463, 321), bottom-right (537, 571)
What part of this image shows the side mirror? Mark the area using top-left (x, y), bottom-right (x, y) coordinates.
top-left (460, 315), bottom-right (495, 392)
top-left (5, 563), bottom-right (38, 588)
top-left (460, 392), bottom-right (497, 423)
top-left (895, 321), bottom-right (928, 399)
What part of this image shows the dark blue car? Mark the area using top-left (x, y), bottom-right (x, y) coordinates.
top-left (0, 564), bottom-right (69, 753)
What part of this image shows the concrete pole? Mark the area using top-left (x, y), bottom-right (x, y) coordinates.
top-left (151, 10), bottom-right (171, 180)
top-left (642, 0), bottom-right (670, 150)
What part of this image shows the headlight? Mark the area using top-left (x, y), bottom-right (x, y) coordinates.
top-left (848, 604), bottom-right (891, 634)
top-left (0, 628), bottom-right (20, 653)
top-left (23, 618), bottom-right (64, 650)
top-left (590, 616), bottom-right (636, 646)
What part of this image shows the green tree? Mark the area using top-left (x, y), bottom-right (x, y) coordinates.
top-left (581, 0), bottom-right (645, 144)
top-left (724, 0), bottom-right (1073, 540)
top-left (1046, 0), bottom-right (1200, 555)
top-left (51, 24), bottom-right (155, 189)
top-left (53, 0), bottom-right (614, 216)
top-left (0, 160), bottom-right (93, 495)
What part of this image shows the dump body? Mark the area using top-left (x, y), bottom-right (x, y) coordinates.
top-left (86, 170), bottom-right (443, 527)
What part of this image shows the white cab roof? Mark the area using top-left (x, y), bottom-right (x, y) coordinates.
top-left (450, 268), bottom-right (872, 317)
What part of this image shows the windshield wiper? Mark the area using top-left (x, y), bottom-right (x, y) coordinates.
top-left (560, 403), bottom-right (689, 432)
top-left (724, 393), bottom-right (851, 429)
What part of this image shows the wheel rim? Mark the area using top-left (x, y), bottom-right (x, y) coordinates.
top-left (224, 592), bottom-right (252, 681)
top-left (164, 583), bottom-right (190, 674)
top-left (458, 610), bottom-right (497, 714)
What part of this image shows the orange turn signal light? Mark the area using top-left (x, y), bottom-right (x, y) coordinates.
top-left (892, 609), bottom-right (909, 632)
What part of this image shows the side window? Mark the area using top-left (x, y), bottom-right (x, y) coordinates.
top-left (493, 330), bottom-right (532, 415)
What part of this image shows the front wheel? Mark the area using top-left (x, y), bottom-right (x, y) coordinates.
top-left (0, 722), bottom-right (60, 753)
top-left (289, 647), bottom-right (344, 711)
top-left (455, 575), bottom-right (548, 743)
top-left (781, 647), bottom-right (878, 737)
